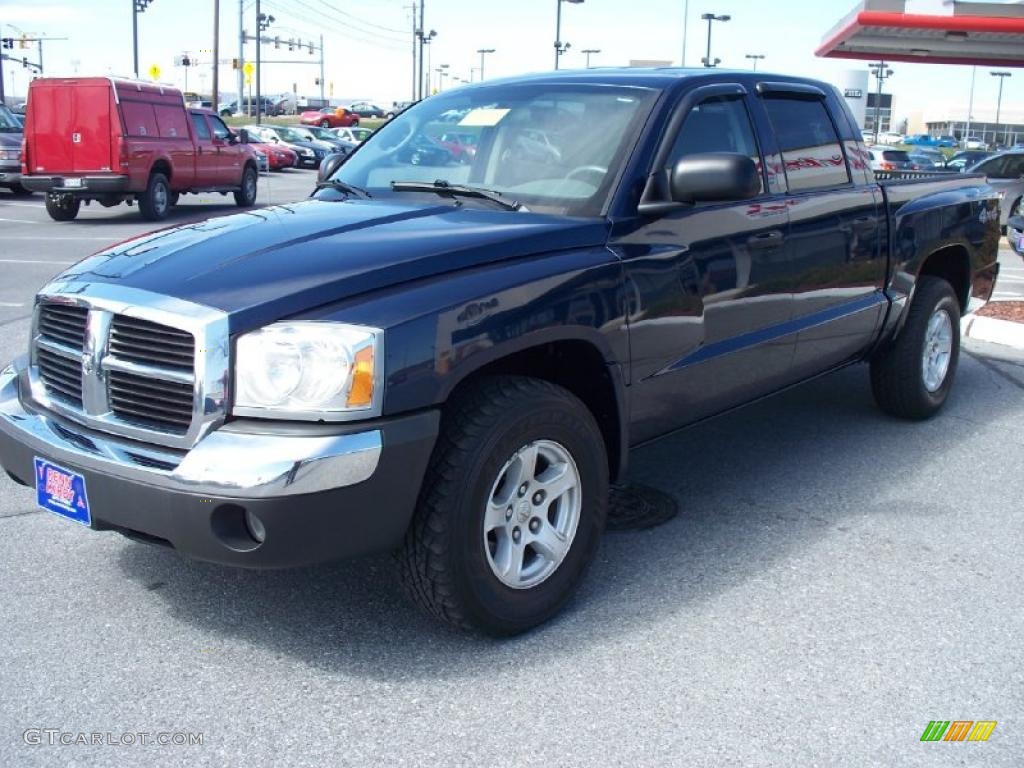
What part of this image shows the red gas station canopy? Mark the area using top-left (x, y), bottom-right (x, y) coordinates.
top-left (817, 1), bottom-right (1024, 66)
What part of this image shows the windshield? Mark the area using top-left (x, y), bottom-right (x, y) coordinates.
top-left (330, 83), bottom-right (657, 216)
top-left (0, 105), bottom-right (20, 132)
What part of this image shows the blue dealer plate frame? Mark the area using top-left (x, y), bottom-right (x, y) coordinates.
top-left (34, 457), bottom-right (92, 526)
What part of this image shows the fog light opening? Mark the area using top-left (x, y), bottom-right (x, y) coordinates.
top-left (244, 510), bottom-right (266, 544)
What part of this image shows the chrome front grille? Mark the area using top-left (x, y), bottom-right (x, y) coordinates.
top-left (38, 304), bottom-right (89, 349)
top-left (109, 316), bottom-right (195, 371)
top-left (28, 285), bottom-right (230, 450)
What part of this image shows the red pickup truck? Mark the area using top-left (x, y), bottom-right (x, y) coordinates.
top-left (21, 77), bottom-right (260, 221)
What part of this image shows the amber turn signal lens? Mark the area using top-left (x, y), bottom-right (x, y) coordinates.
top-left (347, 345), bottom-right (374, 407)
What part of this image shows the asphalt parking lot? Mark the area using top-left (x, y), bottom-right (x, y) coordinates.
top-left (1, 180), bottom-right (1023, 767)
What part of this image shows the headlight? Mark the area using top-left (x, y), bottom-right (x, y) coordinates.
top-left (233, 322), bottom-right (382, 420)
top-left (300, 148), bottom-right (314, 156)
top-left (0, 149), bottom-right (16, 161)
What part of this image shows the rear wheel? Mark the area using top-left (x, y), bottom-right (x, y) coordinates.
top-left (138, 172), bottom-right (171, 221)
top-left (44, 193), bottom-right (80, 221)
top-left (233, 165), bottom-right (258, 207)
top-left (870, 276), bottom-right (961, 420)
top-left (397, 376), bottom-right (608, 635)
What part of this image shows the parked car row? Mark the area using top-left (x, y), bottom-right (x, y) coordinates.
top-left (0, 102), bottom-right (29, 196)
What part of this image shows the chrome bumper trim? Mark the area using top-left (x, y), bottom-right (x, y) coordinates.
top-left (1, 358), bottom-right (381, 498)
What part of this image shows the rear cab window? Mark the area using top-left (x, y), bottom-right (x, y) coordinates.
top-left (762, 96), bottom-right (850, 192)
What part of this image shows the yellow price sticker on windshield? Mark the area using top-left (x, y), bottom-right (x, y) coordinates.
top-left (459, 108), bottom-right (510, 127)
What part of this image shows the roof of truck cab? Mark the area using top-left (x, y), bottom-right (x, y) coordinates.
top-left (456, 68), bottom-right (827, 91)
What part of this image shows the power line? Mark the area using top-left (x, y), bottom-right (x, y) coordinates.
top-left (289, 0), bottom-right (408, 44)
top-left (317, 0), bottom-right (409, 35)
top-left (264, 0), bottom-right (409, 51)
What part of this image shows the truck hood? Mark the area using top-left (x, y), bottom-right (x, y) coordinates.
top-left (52, 198), bottom-right (608, 331)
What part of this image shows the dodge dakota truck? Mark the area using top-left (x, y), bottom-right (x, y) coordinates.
top-left (0, 70), bottom-right (1001, 635)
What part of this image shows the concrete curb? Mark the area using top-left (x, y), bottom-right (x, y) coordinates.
top-left (962, 314), bottom-right (1024, 349)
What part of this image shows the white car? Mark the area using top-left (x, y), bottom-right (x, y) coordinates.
top-left (332, 126), bottom-right (373, 144)
top-left (963, 136), bottom-right (986, 150)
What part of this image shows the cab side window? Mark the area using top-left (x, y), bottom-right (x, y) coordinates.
top-left (666, 97), bottom-right (764, 194)
top-left (993, 155), bottom-right (1024, 178)
top-left (209, 116), bottom-right (232, 141)
top-left (762, 97), bottom-right (850, 192)
top-left (190, 113), bottom-right (211, 140)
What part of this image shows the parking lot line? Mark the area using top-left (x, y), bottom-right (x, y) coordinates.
top-left (0, 258), bottom-right (76, 264)
top-left (0, 217), bottom-right (36, 224)
top-left (0, 302), bottom-right (25, 308)
top-left (2, 236), bottom-right (113, 241)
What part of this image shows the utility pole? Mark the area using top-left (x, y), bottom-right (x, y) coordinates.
top-left (237, 0), bottom-right (244, 110)
top-left (212, 0), bottom-right (219, 108)
top-left (255, 3), bottom-right (274, 123)
top-left (409, 2), bottom-right (417, 101)
top-left (418, 1), bottom-right (425, 100)
top-left (991, 71), bottom-right (1011, 148)
top-left (319, 33), bottom-right (325, 104)
top-left (681, 0), bottom-right (689, 67)
top-left (477, 48), bottom-right (494, 81)
top-left (965, 65), bottom-right (976, 148)
top-left (869, 61), bottom-right (893, 145)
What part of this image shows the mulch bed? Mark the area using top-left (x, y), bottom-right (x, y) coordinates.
top-left (977, 301), bottom-right (1024, 324)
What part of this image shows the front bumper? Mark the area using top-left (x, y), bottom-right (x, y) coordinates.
top-left (0, 357), bottom-right (439, 568)
top-left (21, 175), bottom-right (131, 194)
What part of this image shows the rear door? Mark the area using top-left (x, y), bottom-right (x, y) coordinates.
top-left (755, 86), bottom-right (887, 376)
top-left (28, 83), bottom-right (75, 173)
top-left (70, 83), bottom-right (113, 173)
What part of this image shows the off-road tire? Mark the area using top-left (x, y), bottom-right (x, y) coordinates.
top-left (397, 376), bottom-right (608, 636)
top-left (138, 172), bottom-right (171, 221)
top-left (870, 276), bottom-right (961, 420)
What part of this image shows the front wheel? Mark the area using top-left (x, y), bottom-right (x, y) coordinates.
top-left (870, 276), bottom-right (961, 420)
top-left (397, 376), bottom-right (608, 636)
top-left (44, 193), bottom-right (80, 221)
top-left (233, 165), bottom-right (258, 207)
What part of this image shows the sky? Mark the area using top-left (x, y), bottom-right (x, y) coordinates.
top-left (2, 0), bottom-right (1024, 124)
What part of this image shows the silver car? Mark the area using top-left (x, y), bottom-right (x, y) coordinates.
top-left (968, 151), bottom-right (1024, 226)
top-left (867, 147), bottom-right (916, 172)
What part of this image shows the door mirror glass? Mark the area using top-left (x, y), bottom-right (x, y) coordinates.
top-left (238, 128), bottom-right (249, 144)
top-left (670, 152), bottom-right (761, 203)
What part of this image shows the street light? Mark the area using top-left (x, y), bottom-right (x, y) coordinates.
top-left (255, 5), bottom-right (274, 123)
top-left (869, 61), bottom-right (894, 145)
top-left (132, 0), bottom-right (155, 78)
top-left (436, 63), bottom-right (449, 92)
top-left (477, 48), bottom-right (495, 81)
top-left (417, 28), bottom-right (437, 100)
top-left (582, 48), bottom-right (600, 68)
top-left (555, 0), bottom-right (584, 70)
top-left (745, 53), bottom-right (765, 72)
top-left (700, 13), bottom-right (729, 68)
top-left (991, 71), bottom-right (1011, 148)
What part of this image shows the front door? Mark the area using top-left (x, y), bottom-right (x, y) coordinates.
top-left (189, 112), bottom-right (218, 187)
top-left (611, 85), bottom-right (799, 443)
top-left (207, 114), bottom-right (243, 186)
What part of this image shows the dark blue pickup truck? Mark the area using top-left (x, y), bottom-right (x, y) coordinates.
top-left (0, 70), bottom-right (1002, 634)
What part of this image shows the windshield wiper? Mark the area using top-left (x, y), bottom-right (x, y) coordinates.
top-left (314, 179), bottom-right (372, 199)
top-left (390, 180), bottom-right (522, 211)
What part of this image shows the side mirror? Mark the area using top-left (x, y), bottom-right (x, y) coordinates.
top-left (638, 152), bottom-right (761, 216)
top-left (317, 152), bottom-right (347, 183)
top-left (227, 133), bottom-right (238, 145)
top-left (238, 128), bottom-right (249, 144)
top-left (670, 153), bottom-right (761, 204)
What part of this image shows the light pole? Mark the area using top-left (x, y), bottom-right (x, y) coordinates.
top-left (869, 61), bottom-right (893, 145)
top-left (477, 48), bottom-right (495, 81)
top-left (436, 63), bottom-right (449, 92)
top-left (132, 0), bottom-right (155, 78)
top-left (991, 70), bottom-right (1011, 148)
top-left (700, 13), bottom-right (729, 68)
top-left (418, 28), bottom-right (436, 99)
top-left (582, 48), bottom-right (600, 68)
top-left (745, 53), bottom-right (764, 72)
top-left (255, 4), bottom-right (274, 123)
top-left (681, 0), bottom-right (689, 66)
top-left (555, 0), bottom-right (584, 70)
